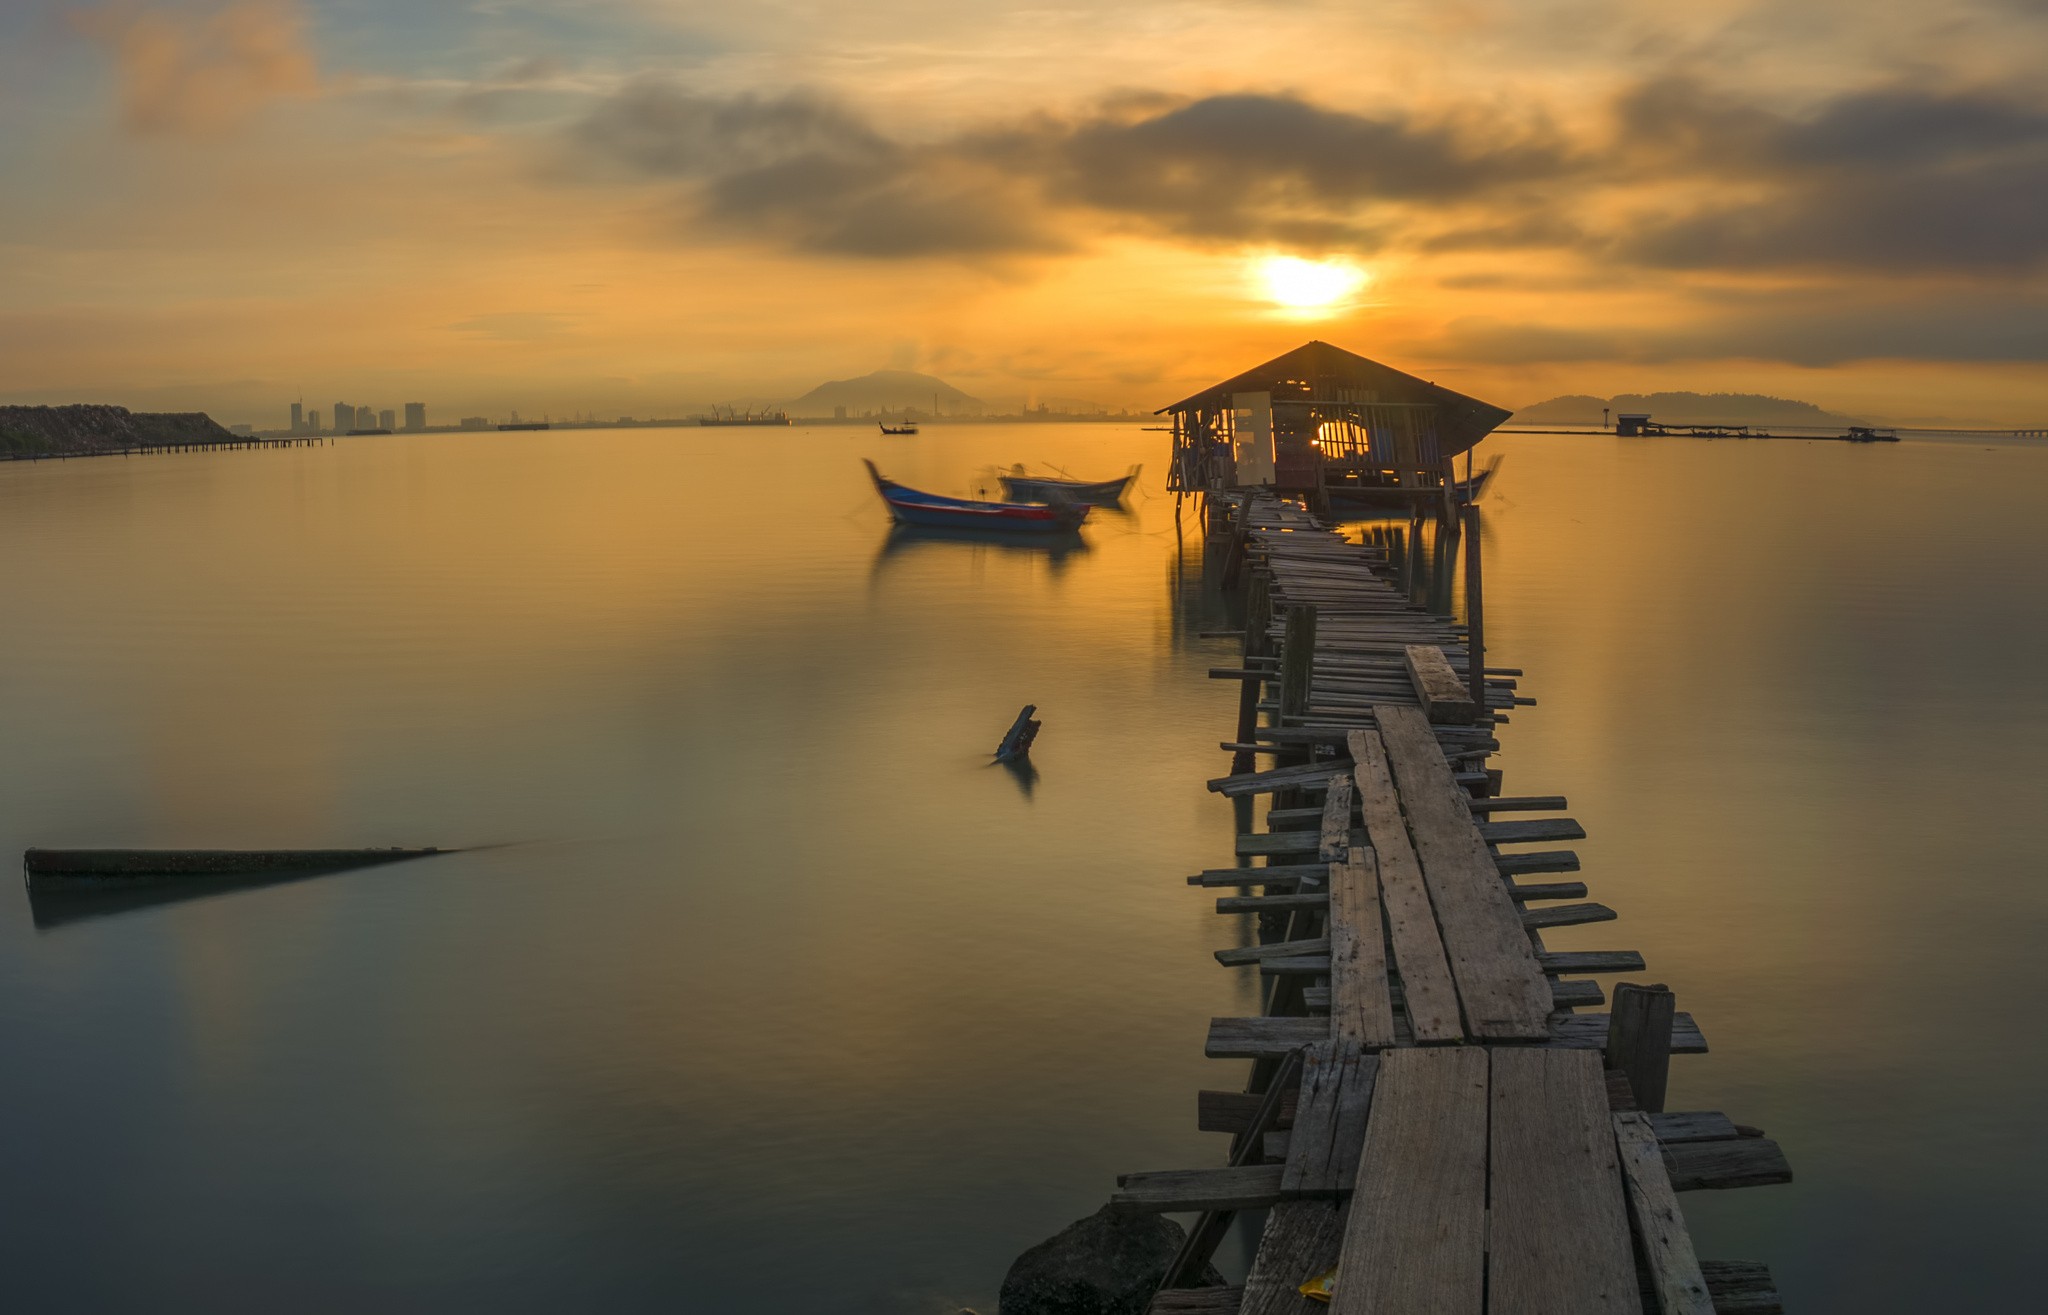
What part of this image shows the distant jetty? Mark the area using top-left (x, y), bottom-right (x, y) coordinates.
top-left (0, 405), bottom-right (322, 462)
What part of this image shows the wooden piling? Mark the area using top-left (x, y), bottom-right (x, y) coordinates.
top-left (1461, 503), bottom-right (1486, 712)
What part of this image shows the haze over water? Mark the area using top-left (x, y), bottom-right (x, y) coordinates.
top-left (1, 426), bottom-right (2044, 1312)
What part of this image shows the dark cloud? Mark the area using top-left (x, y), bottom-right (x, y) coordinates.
top-left (570, 82), bottom-right (1575, 257)
top-left (1617, 81), bottom-right (2048, 272)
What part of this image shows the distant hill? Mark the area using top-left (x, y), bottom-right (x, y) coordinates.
top-left (0, 404), bottom-right (237, 458)
top-left (1513, 391), bottom-right (1862, 429)
top-left (789, 369), bottom-right (983, 417)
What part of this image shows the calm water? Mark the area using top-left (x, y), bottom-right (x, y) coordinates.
top-left (0, 426), bottom-right (2042, 1312)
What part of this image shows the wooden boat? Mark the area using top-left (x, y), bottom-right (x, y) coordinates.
top-left (1325, 455), bottom-right (1502, 510)
top-left (997, 463), bottom-right (1139, 506)
top-left (879, 421), bottom-right (919, 435)
top-left (864, 460), bottom-right (1087, 531)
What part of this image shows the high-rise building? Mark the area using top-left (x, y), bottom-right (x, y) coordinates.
top-left (308, 409), bottom-right (321, 432)
top-left (290, 402), bottom-right (303, 432)
top-left (404, 402), bottom-right (425, 431)
top-left (378, 409), bottom-right (396, 431)
top-left (334, 401), bottom-right (350, 433)
top-left (353, 405), bottom-right (372, 430)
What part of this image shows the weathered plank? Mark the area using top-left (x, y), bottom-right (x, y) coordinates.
top-left (1477, 817), bottom-right (1588, 845)
top-left (1281, 1042), bottom-right (1378, 1197)
top-left (1496, 850), bottom-right (1581, 876)
top-left (1329, 1047), bottom-right (1488, 1315)
top-left (1216, 937), bottom-right (1330, 967)
top-left (1216, 891), bottom-right (1330, 914)
top-left (1206, 1015), bottom-right (1330, 1059)
top-left (1346, 729), bottom-right (1462, 1042)
top-left (1466, 795), bottom-right (1568, 813)
top-left (1327, 853), bottom-right (1396, 1047)
top-left (1506, 880), bottom-right (1589, 903)
top-left (1614, 1112), bottom-right (1713, 1315)
top-left (1238, 829), bottom-right (1363, 857)
top-left (1690, 1261), bottom-right (1782, 1314)
top-left (1149, 1286), bottom-right (1244, 1315)
top-left (1547, 1012), bottom-right (1706, 1053)
top-left (1538, 949), bottom-right (1646, 975)
top-left (1190, 863), bottom-right (1331, 888)
top-left (1374, 706), bottom-right (1552, 1039)
top-left (1487, 1048), bottom-right (1642, 1314)
top-left (1198, 1086), bottom-right (1300, 1134)
top-left (1319, 771), bottom-right (1356, 862)
top-left (1239, 1200), bottom-right (1346, 1315)
top-left (1404, 644), bottom-right (1476, 724)
top-left (1113, 1164), bottom-right (1286, 1212)
top-left (1662, 1137), bottom-right (1793, 1191)
top-left (1645, 1111), bottom-right (1739, 1143)
top-left (1521, 901), bottom-right (1618, 930)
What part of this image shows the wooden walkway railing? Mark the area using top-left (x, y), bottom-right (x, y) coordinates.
top-left (1121, 492), bottom-right (1791, 1314)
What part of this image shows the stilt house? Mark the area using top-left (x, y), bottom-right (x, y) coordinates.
top-left (1161, 341), bottom-right (1511, 511)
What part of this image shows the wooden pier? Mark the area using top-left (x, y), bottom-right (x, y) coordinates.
top-left (1118, 492), bottom-right (1791, 1314)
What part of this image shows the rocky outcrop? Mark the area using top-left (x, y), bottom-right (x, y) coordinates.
top-left (998, 1204), bottom-right (1222, 1315)
top-left (0, 405), bottom-right (237, 458)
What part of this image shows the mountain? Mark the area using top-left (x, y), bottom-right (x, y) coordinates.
top-left (0, 404), bottom-right (237, 458)
top-left (789, 369), bottom-right (983, 416)
top-left (1513, 391), bottom-right (1862, 428)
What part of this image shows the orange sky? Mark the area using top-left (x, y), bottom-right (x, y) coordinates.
top-left (4, 0), bottom-right (2048, 426)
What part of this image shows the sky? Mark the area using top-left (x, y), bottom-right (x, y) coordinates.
top-left (4, 0), bottom-right (2048, 426)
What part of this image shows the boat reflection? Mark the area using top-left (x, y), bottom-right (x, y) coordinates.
top-left (870, 522), bottom-right (1092, 578)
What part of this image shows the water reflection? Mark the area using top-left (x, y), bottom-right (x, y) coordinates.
top-left (869, 523), bottom-right (1092, 579)
top-left (997, 754), bottom-right (1040, 800)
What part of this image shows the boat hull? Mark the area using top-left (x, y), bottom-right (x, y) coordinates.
top-left (864, 460), bottom-right (1087, 532)
top-left (999, 474), bottom-right (1133, 505)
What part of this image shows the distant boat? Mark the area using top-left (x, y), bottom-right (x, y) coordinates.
top-left (1842, 426), bottom-right (1899, 443)
top-left (864, 460), bottom-right (1087, 532)
top-left (701, 407), bottom-right (790, 426)
top-left (879, 421), bottom-right (919, 435)
top-left (998, 463), bottom-right (1139, 506)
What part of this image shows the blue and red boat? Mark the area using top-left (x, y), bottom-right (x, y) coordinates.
top-left (864, 460), bottom-right (1088, 532)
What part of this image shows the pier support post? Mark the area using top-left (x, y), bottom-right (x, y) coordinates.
top-left (1607, 982), bottom-right (1676, 1113)
top-left (1461, 503), bottom-right (1485, 711)
top-left (1277, 606), bottom-right (1318, 725)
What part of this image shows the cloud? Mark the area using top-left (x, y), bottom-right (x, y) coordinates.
top-left (72, 0), bottom-right (318, 137)
top-left (1616, 81), bottom-right (2048, 272)
top-left (569, 83), bottom-right (1577, 258)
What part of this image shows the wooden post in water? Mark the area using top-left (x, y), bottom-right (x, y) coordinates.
top-left (1407, 515), bottom-right (1430, 609)
top-left (1277, 605), bottom-right (1318, 725)
top-left (1461, 503), bottom-right (1485, 711)
top-left (1607, 982), bottom-right (1676, 1113)
top-left (1230, 576), bottom-right (1272, 774)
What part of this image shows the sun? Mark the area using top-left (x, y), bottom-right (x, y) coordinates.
top-left (1255, 256), bottom-right (1368, 312)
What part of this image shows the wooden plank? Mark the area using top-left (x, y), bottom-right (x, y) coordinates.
top-left (1466, 795), bottom-right (1568, 813)
top-left (1488, 1048), bottom-right (1641, 1314)
top-left (1538, 949), bottom-right (1645, 975)
top-left (1645, 1111), bottom-right (1739, 1143)
top-left (1346, 729), bottom-right (1462, 1042)
top-left (1327, 853), bottom-right (1396, 1047)
top-left (1477, 817), bottom-right (1588, 845)
top-left (1547, 1012), bottom-right (1707, 1053)
top-left (1319, 771), bottom-right (1356, 861)
top-left (1216, 937), bottom-right (1330, 967)
top-left (1505, 880), bottom-right (1589, 902)
top-left (1330, 1047), bottom-right (1488, 1315)
top-left (1206, 1015), bottom-right (1330, 1059)
top-left (1613, 1112), bottom-right (1714, 1315)
top-left (1239, 1200), bottom-right (1346, 1315)
top-left (1691, 1261), bottom-right (1782, 1314)
top-left (1216, 891), bottom-right (1329, 914)
top-left (1521, 901), bottom-right (1618, 930)
top-left (1149, 1287), bottom-right (1244, 1315)
top-left (1190, 863), bottom-right (1330, 888)
top-left (1238, 829), bottom-right (1363, 857)
top-left (1197, 1086), bottom-right (1300, 1135)
top-left (1113, 1165), bottom-right (1284, 1212)
top-left (1373, 706), bottom-right (1552, 1039)
top-left (1281, 1041), bottom-right (1378, 1197)
top-left (1496, 850), bottom-right (1580, 876)
top-left (1662, 1138), bottom-right (1793, 1191)
top-left (1404, 644), bottom-right (1476, 724)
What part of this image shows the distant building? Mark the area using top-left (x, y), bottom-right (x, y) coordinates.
top-left (379, 408), bottom-right (396, 431)
top-left (356, 405), bottom-right (375, 430)
top-left (229, 424), bottom-right (254, 436)
top-left (834, 405), bottom-right (847, 420)
top-left (334, 401), bottom-right (350, 433)
top-left (290, 402), bottom-right (303, 432)
top-left (460, 416), bottom-right (490, 430)
top-left (404, 402), bottom-right (425, 431)
top-left (308, 409), bottom-right (321, 432)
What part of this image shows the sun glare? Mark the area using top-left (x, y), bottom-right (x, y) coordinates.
top-left (1256, 256), bottom-right (1368, 312)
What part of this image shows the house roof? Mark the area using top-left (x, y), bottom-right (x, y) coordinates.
top-left (1159, 340), bottom-right (1513, 457)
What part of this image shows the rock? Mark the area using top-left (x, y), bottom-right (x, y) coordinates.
top-left (998, 1204), bottom-right (1223, 1315)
